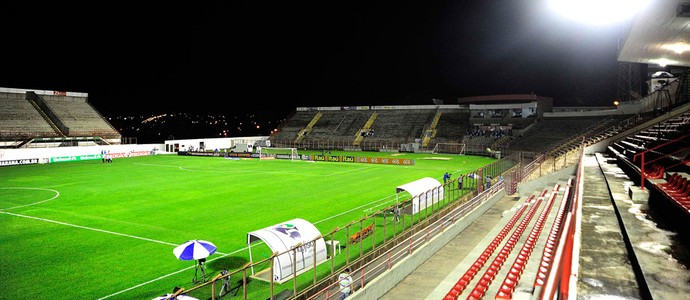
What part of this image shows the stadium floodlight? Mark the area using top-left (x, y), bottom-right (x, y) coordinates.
top-left (662, 42), bottom-right (690, 55)
top-left (548, 0), bottom-right (651, 26)
top-left (649, 58), bottom-right (677, 67)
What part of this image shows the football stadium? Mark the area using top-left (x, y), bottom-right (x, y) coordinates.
top-left (3, 2), bottom-right (690, 300)
top-left (4, 86), bottom-right (690, 300)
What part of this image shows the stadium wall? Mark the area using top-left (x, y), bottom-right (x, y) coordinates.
top-left (352, 189), bottom-right (506, 300)
top-left (295, 104), bottom-right (463, 111)
top-left (163, 136), bottom-right (269, 152)
top-left (0, 144), bottom-right (166, 166)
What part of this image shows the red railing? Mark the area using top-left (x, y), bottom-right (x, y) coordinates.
top-left (632, 133), bottom-right (690, 190)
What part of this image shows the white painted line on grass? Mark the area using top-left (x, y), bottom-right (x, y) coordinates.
top-left (313, 193), bottom-right (396, 224)
top-left (102, 191), bottom-right (398, 298)
top-left (96, 247), bottom-right (244, 300)
top-left (137, 161), bottom-right (379, 178)
top-left (0, 211), bottom-right (182, 247)
top-left (0, 187), bottom-right (60, 211)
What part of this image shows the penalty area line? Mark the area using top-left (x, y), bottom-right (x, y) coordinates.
top-left (0, 211), bottom-right (181, 247)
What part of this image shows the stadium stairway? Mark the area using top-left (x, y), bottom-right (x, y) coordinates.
top-left (375, 153), bottom-right (690, 299)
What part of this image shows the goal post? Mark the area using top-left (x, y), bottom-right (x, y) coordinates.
top-left (258, 147), bottom-right (299, 161)
top-left (432, 143), bottom-right (466, 155)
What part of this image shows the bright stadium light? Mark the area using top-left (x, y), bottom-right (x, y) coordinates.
top-left (548, 0), bottom-right (651, 25)
top-left (662, 42), bottom-right (690, 54)
top-left (650, 58), bottom-right (677, 67)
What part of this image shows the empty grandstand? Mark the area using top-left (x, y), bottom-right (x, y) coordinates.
top-left (0, 87), bottom-right (121, 148)
top-left (267, 94), bottom-right (638, 158)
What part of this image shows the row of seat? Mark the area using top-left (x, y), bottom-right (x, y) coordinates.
top-left (442, 195), bottom-right (534, 300)
top-left (644, 163), bottom-right (665, 179)
top-left (0, 92), bottom-right (121, 141)
top-left (444, 187), bottom-right (556, 300)
top-left (495, 183), bottom-right (563, 299)
top-left (465, 194), bottom-right (545, 300)
top-left (657, 173), bottom-right (690, 210)
top-left (533, 179), bottom-right (572, 289)
top-left (350, 224), bottom-right (374, 244)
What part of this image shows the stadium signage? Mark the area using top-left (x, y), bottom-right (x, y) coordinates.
top-left (179, 151), bottom-right (224, 157)
top-left (50, 154), bottom-right (101, 163)
top-left (314, 155), bottom-right (414, 165)
top-left (51, 156), bottom-right (77, 162)
top-left (82, 154), bottom-right (101, 160)
top-left (356, 157), bottom-right (414, 166)
top-left (0, 158), bottom-right (39, 167)
top-left (226, 152), bottom-right (258, 158)
top-left (178, 151), bottom-right (261, 159)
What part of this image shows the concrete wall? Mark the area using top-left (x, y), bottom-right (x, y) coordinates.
top-left (164, 136), bottom-right (268, 152)
top-left (351, 190), bottom-right (506, 300)
top-left (0, 143), bottom-right (166, 165)
top-left (350, 166), bottom-right (576, 299)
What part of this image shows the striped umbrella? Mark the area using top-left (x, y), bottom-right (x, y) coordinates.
top-left (173, 240), bottom-right (217, 261)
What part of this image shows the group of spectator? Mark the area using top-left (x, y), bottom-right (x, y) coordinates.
top-left (465, 125), bottom-right (513, 140)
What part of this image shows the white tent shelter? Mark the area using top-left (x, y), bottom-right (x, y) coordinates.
top-left (396, 177), bottom-right (444, 214)
top-left (246, 218), bottom-right (327, 283)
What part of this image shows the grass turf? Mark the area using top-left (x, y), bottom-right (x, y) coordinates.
top-left (0, 150), bottom-right (494, 299)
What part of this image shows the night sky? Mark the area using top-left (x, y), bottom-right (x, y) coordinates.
top-left (0, 1), bottom-right (629, 117)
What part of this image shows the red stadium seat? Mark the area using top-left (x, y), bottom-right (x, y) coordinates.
top-left (659, 174), bottom-right (679, 188)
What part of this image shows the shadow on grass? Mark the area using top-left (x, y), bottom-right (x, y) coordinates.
top-left (207, 256), bottom-right (249, 272)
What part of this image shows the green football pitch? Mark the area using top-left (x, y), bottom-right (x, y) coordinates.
top-left (0, 150), bottom-right (495, 300)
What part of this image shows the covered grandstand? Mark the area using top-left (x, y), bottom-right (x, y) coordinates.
top-left (0, 87), bottom-right (121, 148)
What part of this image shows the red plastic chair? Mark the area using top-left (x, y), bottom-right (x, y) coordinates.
top-left (659, 174), bottom-right (679, 188)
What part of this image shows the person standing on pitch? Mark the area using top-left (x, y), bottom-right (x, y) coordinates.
top-left (443, 172), bottom-right (450, 184)
top-left (394, 205), bottom-right (401, 223)
top-left (339, 267), bottom-right (353, 299)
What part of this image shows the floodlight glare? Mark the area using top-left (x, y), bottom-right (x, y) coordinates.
top-left (650, 58), bottom-right (677, 67)
top-left (662, 42), bottom-right (690, 54)
top-left (548, 0), bottom-right (651, 25)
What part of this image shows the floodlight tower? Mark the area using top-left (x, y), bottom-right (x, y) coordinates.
top-left (617, 61), bottom-right (643, 102)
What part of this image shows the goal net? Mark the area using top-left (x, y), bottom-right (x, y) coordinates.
top-left (432, 143), bottom-right (466, 155)
top-left (258, 147), bottom-right (299, 161)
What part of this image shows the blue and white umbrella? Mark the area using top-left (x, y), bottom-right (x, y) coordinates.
top-left (173, 240), bottom-right (217, 261)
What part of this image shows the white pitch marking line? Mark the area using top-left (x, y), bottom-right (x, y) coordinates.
top-left (96, 247), bottom-right (244, 300)
top-left (137, 160), bottom-right (378, 177)
top-left (2, 211), bottom-right (231, 256)
top-left (0, 187), bottom-right (60, 211)
top-left (100, 191), bottom-right (399, 299)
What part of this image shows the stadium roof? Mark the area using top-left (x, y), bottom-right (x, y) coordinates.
top-left (618, 0), bottom-right (690, 67)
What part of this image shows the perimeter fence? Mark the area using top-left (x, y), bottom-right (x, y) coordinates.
top-left (164, 149), bottom-right (581, 300)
